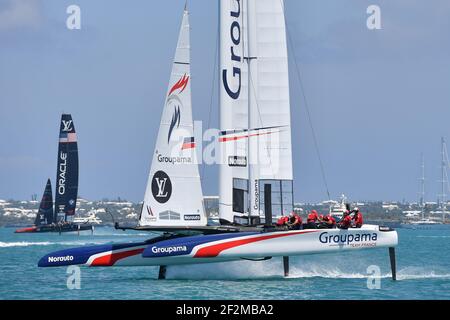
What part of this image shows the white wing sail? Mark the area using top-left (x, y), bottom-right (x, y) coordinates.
top-left (219, 0), bottom-right (250, 225)
top-left (139, 9), bottom-right (206, 227)
top-left (247, 0), bottom-right (293, 217)
top-left (219, 0), bottom-right (293, 225)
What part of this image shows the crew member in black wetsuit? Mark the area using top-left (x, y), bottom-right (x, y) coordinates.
top-left (287, 211), bottom-right (303, 230)
top-left (305, 210), bottom-right (319, 229)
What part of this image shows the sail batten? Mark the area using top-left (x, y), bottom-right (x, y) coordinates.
top-left (139, 9), bottom-right (207, 227)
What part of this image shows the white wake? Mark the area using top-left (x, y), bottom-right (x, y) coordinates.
top-left (166, 260), bottom-right (450, 281)
top-left (0, 241), bottom-right (107, 248)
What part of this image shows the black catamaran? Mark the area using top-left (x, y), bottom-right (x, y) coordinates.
top-left (15, 114), bottom-right (93, 233)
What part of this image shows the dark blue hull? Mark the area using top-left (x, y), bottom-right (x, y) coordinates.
top-left (16, 224), bottom-right (93, 233)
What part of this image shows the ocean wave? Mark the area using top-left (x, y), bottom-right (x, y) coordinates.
top-left (416, 235), bottom-right (450, 238)
top-left (395, 272), bottom-right (450, 280)
top-left (287, 269), bottom-right (450, 280)
top-left (95, 233), bottom-right (151, 237)
top-left (393, 266), bottom-right (450, 280)
top-left (59, 241), bottom-right (108, 246)
top-left (0, 241), bottom-right (53, 248)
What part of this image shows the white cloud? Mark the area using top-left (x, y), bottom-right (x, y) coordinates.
top-left (0, 0), bottom-right (41, 31)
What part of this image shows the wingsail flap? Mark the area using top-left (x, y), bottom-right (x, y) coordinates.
top-left (247, 0), bottom-right (293, 217)
top-left (139, 9), bottom-right (206, 227)
top-left (219, 0), bottom-right (293, 225)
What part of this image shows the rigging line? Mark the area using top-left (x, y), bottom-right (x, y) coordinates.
top-left (242, 0), bottom-right (273, 167)
top-left (441, 142), bottom-right (449, 215)
top-left (444, 141), bottom-right (450, 195)
top-left (280, 0), bottom-right (331, 200)
top-left (441, 139), bottom-right (449, 199)
top-left (245, 2), bottom-right (280, 173)
top-left (247, 64), bottom-right (277, 170)
top-left (444, 139), bottom-right (450, 169)
top-left (242, 2), bottom-right (273, 175)
top-left (200, 12), bottom-right (219, 182)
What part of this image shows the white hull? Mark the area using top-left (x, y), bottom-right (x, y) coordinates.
top-left (39, 225), bottom-right (397, 268)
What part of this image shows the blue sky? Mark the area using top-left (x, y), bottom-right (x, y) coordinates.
top-left (0, 0), bottom-right (449, 203)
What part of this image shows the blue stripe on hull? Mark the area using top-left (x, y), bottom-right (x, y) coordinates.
top-left (38, 242), bottom-right (148, 267)
top-left (143, 232), bottom-right (258, 258)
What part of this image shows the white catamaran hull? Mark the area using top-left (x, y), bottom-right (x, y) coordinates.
top-left (38, 225), bottom-right (397, 268)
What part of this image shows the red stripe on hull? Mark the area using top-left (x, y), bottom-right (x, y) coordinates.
top-left (91, 248), bottom-right (144, 266)
top-left (194, 230), bottom-right (318, 258)
top-left (14, 227), bottom-right (37, 233)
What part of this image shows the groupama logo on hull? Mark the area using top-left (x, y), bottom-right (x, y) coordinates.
top-left (148, 245), bottom-right (190, 258)
top-left (319, 232), bottom-right (378, 246)
top-left (151, 246), bottom-right (188, 255)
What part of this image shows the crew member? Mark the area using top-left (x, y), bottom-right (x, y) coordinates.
top-left (322, 214), bottom-right (336, 228)
top-left (276, 215), bottom-right (289, 228)
top-left (338, 212), bottom-right (352, 229)
top-left (287, 211), bottom-right (303, 230)
top-left (317, 214), bottom-right (327, 229)
top-left (352, 207), bottom-right (364, 228)
top-left (306, 210), bottom-right (320, 229)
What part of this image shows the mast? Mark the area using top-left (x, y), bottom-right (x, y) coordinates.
top-left (419, 153), bottom-right (425, 219)
top-left (246, 0), bottom-right (258, 219)
top-left (439, 137), bottom-right (449, 222)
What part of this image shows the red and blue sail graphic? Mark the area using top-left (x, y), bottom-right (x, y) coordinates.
top-left (166, 74), bottom-right (190, 144)
top-left (168, 106), bottom-right (181, 144)
top-left (168, 74), bottom-right (189, 97)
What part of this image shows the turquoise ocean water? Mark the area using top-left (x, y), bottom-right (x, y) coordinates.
top-left (0, 226), bottom-right (449, 300)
